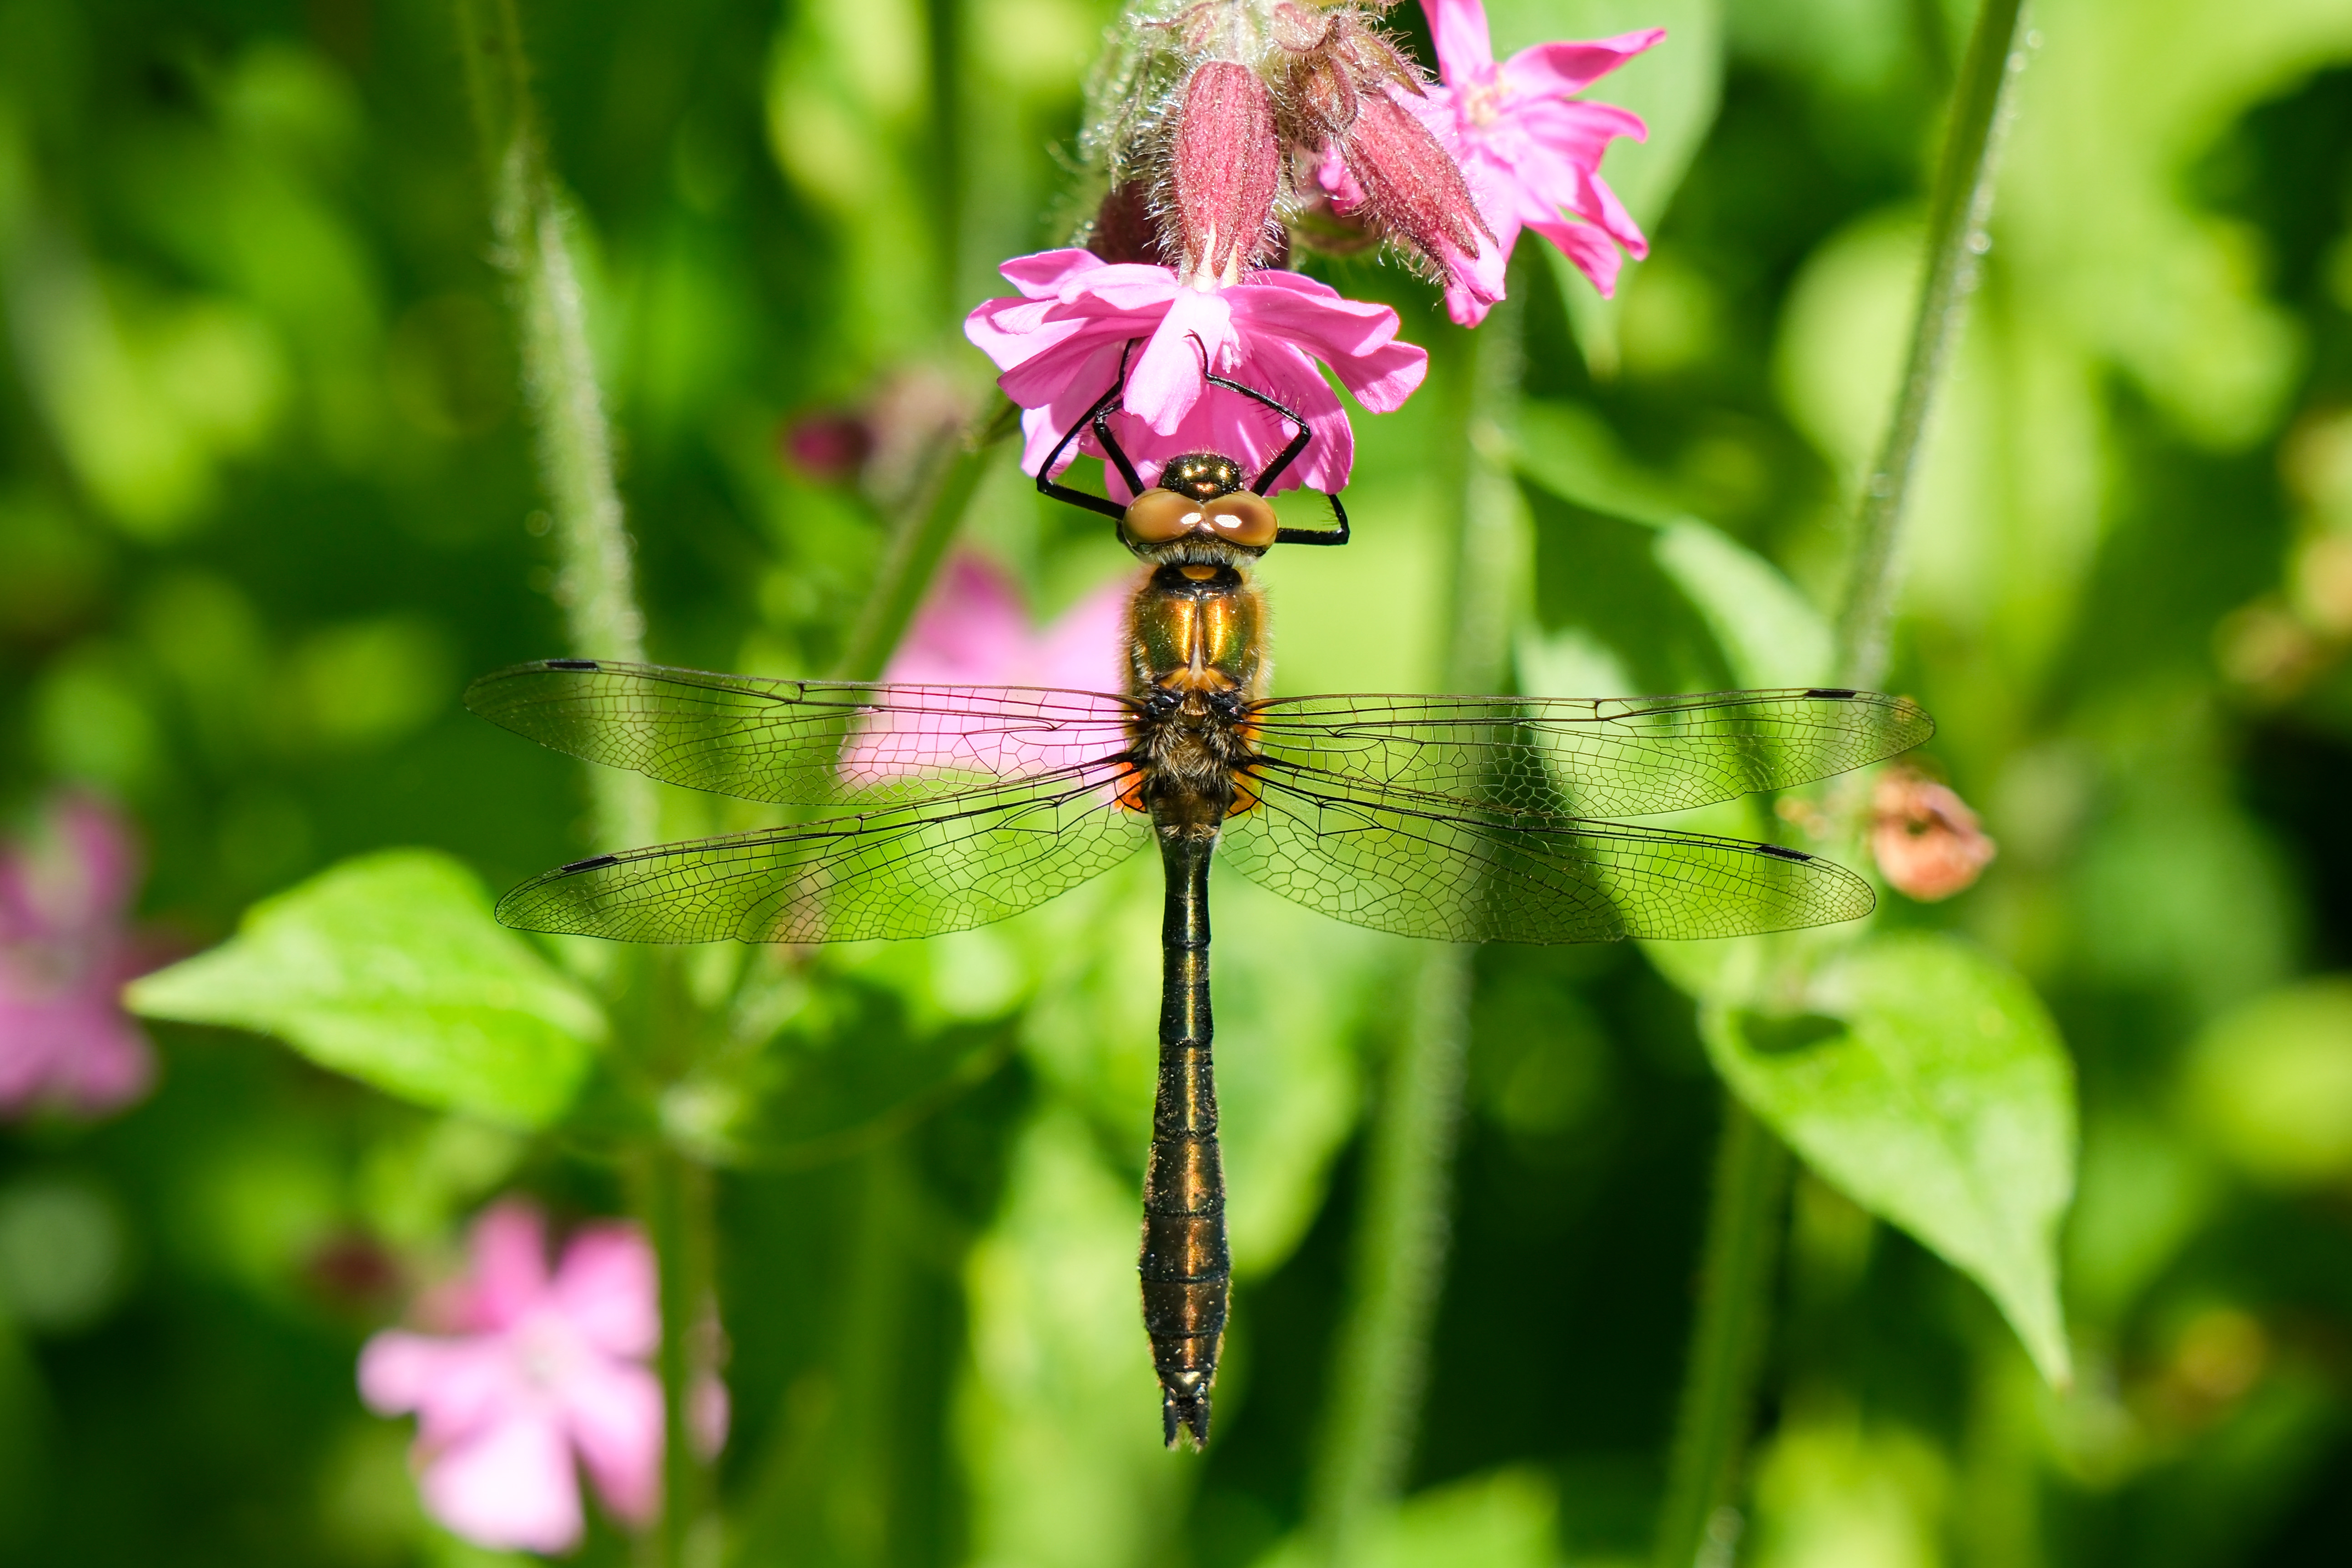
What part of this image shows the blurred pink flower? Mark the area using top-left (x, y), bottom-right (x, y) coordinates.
top-left (964, 249), bottom-right (1427, 500)
top-left (1396, 0), bottom-right (1661, 323)
top-left (0, 794), bottom-right (156, 1117)
top-left (359, 1201), bottom-right (726, 1555)
top-left (841, 552), bottom-right (1133, 788)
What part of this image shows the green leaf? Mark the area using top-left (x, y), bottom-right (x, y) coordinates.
top-left (126, 849), bottom-right (605, 1128)
top-left (1703, 933), bottom-right (2076, 1385)
top-left (1652, 519), bottom-right (1832, 688)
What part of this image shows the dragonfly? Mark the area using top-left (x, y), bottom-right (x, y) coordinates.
top-left (468, 372), bottom-right (1932, 1451)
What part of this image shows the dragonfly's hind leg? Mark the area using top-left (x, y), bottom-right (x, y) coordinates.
top-left (1141, 820), bottom-right (1230, 1448)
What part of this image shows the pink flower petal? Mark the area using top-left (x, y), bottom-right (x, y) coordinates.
top-left (1500, 28), bottom-right (1663, 99)
top-left (418, 1412), bottom-right (584, 1554)
top-left (884, 555), bottom-right (1035, 686)
top-left (457, 1202), bottom-right (552, 1330)
top-left (552, 1223), bottom-right (659, 1360)
top-left (560, 1357), bottom-right (665, 1525)
top-left (964, 255), bottom-right (1427, 495)
top-left (1421, 0), bottom-right (1498, 80)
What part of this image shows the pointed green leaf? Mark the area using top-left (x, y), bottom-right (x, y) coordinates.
top-left (1703, 933), bottom-right (2076, 1385)
top-left (126, 849), bottom-right (605, 1128)
top-left (1652, 519), bottom-right (1832, 689)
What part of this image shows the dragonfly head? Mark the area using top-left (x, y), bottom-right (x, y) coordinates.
top-left (1120, 453), bottom-right (1278, 562)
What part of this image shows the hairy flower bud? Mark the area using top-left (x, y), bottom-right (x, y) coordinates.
top-left (1329, 91), bottom-right (1497, 302)
top-left (1871, 769), bottom-right (1998, 902)
top-left (1169, 60), bottom-right (1284, 289)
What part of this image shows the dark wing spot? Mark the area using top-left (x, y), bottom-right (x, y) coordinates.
top-left (1756, 844), bottom-right (1812, 862)
top-left (1802, 687), bottom-right (1857, 699)
top-left (558, 854), bottom-right (620, 874)
top-left (546, 658), bottom-right (600, 671)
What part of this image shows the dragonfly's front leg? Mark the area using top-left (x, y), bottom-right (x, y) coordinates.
top-left (1140, 817), bottom-right (1229, 1448)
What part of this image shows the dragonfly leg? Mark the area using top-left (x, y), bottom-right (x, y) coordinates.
top-left (1036, 340), bottom-right (1144, 524)
top-left (1199, 368), bottom-right (1349, 544)
top-left (1140, 818), bottom-right (1230, 1449)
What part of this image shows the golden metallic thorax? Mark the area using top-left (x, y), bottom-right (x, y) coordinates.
top-left (1126, 557), bottom-right (1269, 700)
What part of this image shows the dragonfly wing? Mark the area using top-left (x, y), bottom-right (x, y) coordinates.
top-left (465, 659), bottom-right (1137, 806)
top-left (1220, 772), bottom-right (1874, 944)
top-left (1248, 688), bottom-right (1932, 820)
top-left (497, 771), bottom-right (1151, 944)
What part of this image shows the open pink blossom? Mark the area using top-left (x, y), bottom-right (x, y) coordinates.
top-left (1397, 0), bottom-right (1662, 324)
top-left (0, 794), bottom-right (157, 1117)
top-left (359, 1201), bottom-right (726, 1555)
top-left (964, 249), bottom-right (1427, 501)
top-left (841, 551), bottom-right (1133, 787)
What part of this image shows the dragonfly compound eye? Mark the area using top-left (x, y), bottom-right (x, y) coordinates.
top-left (1201, 492), bottom-right (1277, 548)
top-left (1122, 487), bottom-right (1201, 546)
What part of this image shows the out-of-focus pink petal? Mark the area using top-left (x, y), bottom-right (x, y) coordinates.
top-left (883, 556), bottom-right (1033, 687)
top-left (358, 1330), bottom-right (460, 1415)
top-left (1034, 577), bottom-right (1136, 695)
top-left (553, 1224), bottom-right (659, 1360)
top-left (1501, 28), bottom-right (1663, 98)
top-left (561, 1357), bottom-right (665, 1525)
top-left (46, 796), bottom-right (140, 929)
top-left (1420, 0), bottom-right (1498, 80)
top-left (418, 1413), bottom-right (584, 1554)
top-left (51, 1005), bottom-right (154, 1113)
top-left (457, 1202), bottom-right (551, 1330)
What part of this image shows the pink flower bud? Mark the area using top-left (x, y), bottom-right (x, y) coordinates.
top-left (1871, 769), bottom-right (1998, 902)
top-left (1170, 60), bottom-right (1283, 289)
top-left (1089, 179), bottom-right (1174, 267)
top-left (1330, 92), bottom-right (1497, 302)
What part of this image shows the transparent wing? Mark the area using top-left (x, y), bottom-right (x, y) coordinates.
top-left (496, 769), bottom-right (1151, 944)
top-left (1247, 688), bottom-right (1932, 821)
top-left (465, 659), bottom-right (1137, 807)
top-left (1219, 771), bottom-right (1874, 944)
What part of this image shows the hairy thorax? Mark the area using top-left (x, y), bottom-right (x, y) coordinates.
top-left (1125, 557), bottom-right (1268, 827)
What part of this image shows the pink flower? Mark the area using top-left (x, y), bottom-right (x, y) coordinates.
top-left (359, 1201), bottom-right (726, 1555)
top-left (964, 249), bottom-right (1428, 501)
top-left (841, 552), bottom-right (1133, 786)
top-left (1399, 0), bottom-right (1661, 324)
top-left (0, 794), bottom-right (156, 1117)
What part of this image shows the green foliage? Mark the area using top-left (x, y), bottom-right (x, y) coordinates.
top-left (127, 850), bottom-right (606, 1128)
top-left (1705, 933), bottom-right (2076, 1384)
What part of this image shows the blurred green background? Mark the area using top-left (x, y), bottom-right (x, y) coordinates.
top-left (5, 0), bottom-right (2352, 1563)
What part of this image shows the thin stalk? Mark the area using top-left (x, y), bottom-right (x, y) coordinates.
top-left (831, 399), bottom-right (1019, 683)
top-left (1651, 5), bottom-right (2032, 1564)
top-left (456, 9), bottom-right (710, 1564)
top-left (1308, 294), bottom-right (1527, 1561)
top-left (1834, 0), bottom-right (2030, 691)
top-left (1651, 1101), bottom-right (1790, 1568)
top-left (456, 0), bottom-right (654, 849)
top-left (639, 1143), bottom-right (713, 1568)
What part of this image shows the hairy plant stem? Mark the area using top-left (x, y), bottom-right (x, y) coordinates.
top-left (1650, 1102), bottom-right (1791, 1568)
top-left (1308, 294), bottom-right (1528, 1563)
top-left (1652, 6), bottom-right (2031, 1566)
top-left (1834, 0), bottom-right (2030, 693)
top-left (457, 6), bottom-right (709, 1561)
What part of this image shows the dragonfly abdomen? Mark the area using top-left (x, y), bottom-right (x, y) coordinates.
top-left (1141, 821), bottom-right (1230, 1449)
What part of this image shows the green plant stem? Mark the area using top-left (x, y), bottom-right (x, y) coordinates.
top-left (1308, 296), bottom-right (1527, 1562)
top-left (1652, 1101), bottom-right (1790, 1568)
top-left (1650, 6), bottom-right (2032, 1564)
top-left (638, 1142), bottom-right (712, 1568)
top-left (1834, 0), bottom-right (2031, 691)
top-left (457, 10), bottom-right (711, 1564)
top-left (456, 0), bottom-right (654, 851)
top-left (831, 398), bottom-right (1019, 683)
